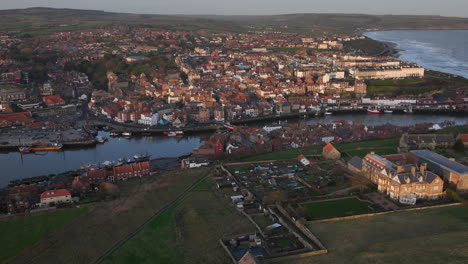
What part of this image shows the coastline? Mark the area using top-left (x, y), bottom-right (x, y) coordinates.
top-left (364, 30), bottom-right (468, 78)
top-left (379, 41), bottom-right (401, 58)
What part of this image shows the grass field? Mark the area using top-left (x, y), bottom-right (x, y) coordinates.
top-left (0, 208), bottom-right (88, 262)
top-left (366, 77), bottom-right (468, 97)
top-left (236, 137), bottom-right (400, 162)
top-left (7, 168), bottom-right (212, 264)
top-left (303, 197), bottom-right (372, 220)
top-left (286, 205), bottom-right (468, 264)
top-left (104, 177), bottom-right (255, 264)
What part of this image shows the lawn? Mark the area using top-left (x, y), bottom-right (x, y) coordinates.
top-left (0, 207), bottom-right (88, 262)
top-left (303, 197), bottom-right (372, 220)
top-left (286, 205), bottom-right (468, 264)
top-left (104, 177), bottom-right (256, 264)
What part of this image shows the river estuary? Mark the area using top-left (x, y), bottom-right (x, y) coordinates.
top-left (0, 113), bottom-right (467, 186)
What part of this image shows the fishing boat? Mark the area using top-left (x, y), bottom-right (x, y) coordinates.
top-left (18, 146), bottom-right (33, 153)
top-left (83, 124), bottom-right (98, 136)
top-left (367, 107), bottom-right (382, 114)
top-left (95, 136), bottom-right (108, 144)
top-left (133, 153), bottom-right (150, 162)
top-left (404, 107), bottom-right (414, 114)
top-left (115, 158), bottom-right (126, 166)
top-left (223, 124), bottom-right (235, 130)
top-left (80, 163), bottom-right (99, 170)
top-left (101, 161), bottom-right (114, 168)
top-left (163, 131), bottom-right (184, 136)
top-left (29, 141), bottom-right (63, 151)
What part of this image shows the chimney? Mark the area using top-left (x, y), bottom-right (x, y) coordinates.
top-left (397, 165), bottom-right (404, 173)
top-left (370, 152), bottom-right (375, 155)
top-left (449, 158), bottom-right (456, 161)
top-left (411, 166), bottom-right (416, 176)
top-left (420, 163), bottom-right (427, 175)
top-left (382, 158), bottom-right (387, 161)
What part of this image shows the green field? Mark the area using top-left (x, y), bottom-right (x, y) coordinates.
top-left (366, 77), bottom-right (468, 97)
top-left (287, 205), bottom-right (468, 264)
top-left (104, 177), bottom-right (255, 264)
top-left (236, 137), bottom-right (400, 162)
top-left (0, 208), bottom-right (88, 262)
top-left (303, 197), bottom-right (372, 220)
top-left (7, 168), bottom-right (212, 264)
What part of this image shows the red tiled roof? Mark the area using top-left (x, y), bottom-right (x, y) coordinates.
top-left (87, 169), bottom-right (106, 178)
top-left (40, 189), bottom-right (71, 199)
top-left (323, 143), bottom-right (337, 153)
top-left (459, 134), bottom-right (468, 143)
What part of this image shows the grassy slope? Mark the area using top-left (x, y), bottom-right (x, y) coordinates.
top-left (291, 205), bottom-right (468, 264)
top-left (7, 167), bottom-right (211, 264)
top-left (0, 208), bottom-right (88, 263)
top-left (366, 77), bottom-right (468, 97)
top-left (303, 197), bottom-right (372, 220)
top-left (104, 177), bottom-right (255, 264)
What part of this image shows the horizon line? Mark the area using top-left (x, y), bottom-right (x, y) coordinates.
top-left (1, 6), bottom-right (468, 19)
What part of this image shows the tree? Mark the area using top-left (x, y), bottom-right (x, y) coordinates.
top-left (351, 173), bottom-right (373, 192)
top-left (454, 140), bottom-right (465, 152)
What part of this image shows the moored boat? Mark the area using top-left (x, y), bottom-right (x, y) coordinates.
top-left (30, 142), bottom-right (63, 151)
top-left (163, 131), bottom-right (184, 136)
top-left (80, 163), bottom-right (99, 170)
top-left (95, 136), bottom-right (108, 144)
top-left (83, 124), bottom-right (98, 136)
top-left (18, 147), bottom-right (33, 153)
top-left (133, 154), bottom-right (150, 162)
top-left (367, 107), bottom-right (382, 114)
top-left (223, 124), bottom-right (235, 130)
top-left (384, 110), bottom-right (394, 114)
top-left (122, 132), bottom-right (132, 137)
top-left (324, 111), bottom-right (333, 115)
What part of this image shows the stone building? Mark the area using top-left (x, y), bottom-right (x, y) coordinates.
top-left (408, 150), bottom-right (468, 193)
top-left (322, 143), bottom-right (341, 160)
top-left (399, 133), bottom-right (455, 152)
top-left (362, 153), bottom-right (444, 201)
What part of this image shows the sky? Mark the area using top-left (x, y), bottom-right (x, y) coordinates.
top-left (2, 0), bottom-right (468, 17)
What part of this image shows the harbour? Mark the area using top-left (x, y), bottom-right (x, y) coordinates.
top-left (0, 113), bottom-right (467, 186)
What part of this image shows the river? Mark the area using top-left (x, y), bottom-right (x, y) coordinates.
top-left (1, 113), bottom-right (467, 186)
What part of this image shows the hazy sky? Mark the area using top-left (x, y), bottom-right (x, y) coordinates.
top-left (2, 0), bottom-right (468, 17)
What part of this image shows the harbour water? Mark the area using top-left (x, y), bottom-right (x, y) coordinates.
top-left (365, 30), bottom-right (468, 78)
top-left (0, 113), bottom-right (467, 186)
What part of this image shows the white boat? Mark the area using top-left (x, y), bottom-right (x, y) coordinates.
top-left (367, 107), bottom-right (382, 114)
top-left (384, 110), bottom-right (394, 114)
top-left (324, 111), bottom-right (333, 115)
top-left (122, 132), bottom-right (132, 137)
